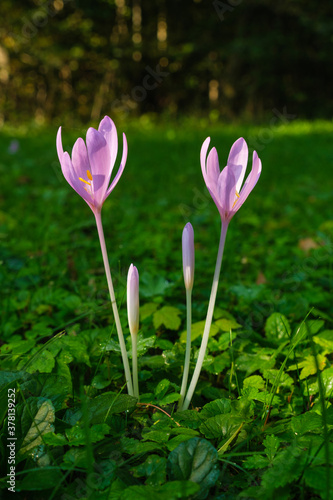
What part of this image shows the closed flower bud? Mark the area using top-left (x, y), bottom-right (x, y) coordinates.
top-left (127, 264), bottom-right (139, 335)
top-left (182, 223), bottom-right (195, 291)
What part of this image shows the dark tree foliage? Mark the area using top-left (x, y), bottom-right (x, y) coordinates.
top-left (0, 0), bottom-right (332, 123)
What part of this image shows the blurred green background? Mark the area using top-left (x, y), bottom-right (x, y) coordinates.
top-left (1, 0), bottom-right (333, 125)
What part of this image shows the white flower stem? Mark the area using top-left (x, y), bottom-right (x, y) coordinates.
top-left (95, 212), bottom-right (134, 396)
top-left (181, 221), bottom-right (229, 411)
top-left (131, 333), bottom-right (139, 399)
top-left (178, 288), bottom-right (192, 411)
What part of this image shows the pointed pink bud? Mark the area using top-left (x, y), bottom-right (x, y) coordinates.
top-left (127, 264), bottom-right (139, 336)
top-left (182, 223), bottom-right (195, 291)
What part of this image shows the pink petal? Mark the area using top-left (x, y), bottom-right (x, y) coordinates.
top-left (86, 127), bottom-right (111, 207)
top-left (61, 152), bottom-right (93, 208)
top-left (56, 127), bottom-right (64, 160)
top-left (206, 147), bottom-right (220, 188)
top-left (105, 132), bottom-right (128, 199)
top-left (71, 138), bottom-right (90, 179)
top-left (98, 116), bottom-right (118, 171)
top-left (232, 151), bottom-right (262, 213)
top-left (217, 165), bottom-right (237, 215)
top-left (227, 137), bottom-right (248, 193)
top-left (200, 137), bottom-right (211, 186)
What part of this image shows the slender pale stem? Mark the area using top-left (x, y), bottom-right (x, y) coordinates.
top-left (131, 333), bottom-right (139, 399)
top-left (178, 288), bottom-right (192, 411)
top-left (182, 221), bottom-right (229, 411)
top-left (94, 212), bottom-right (134, 396)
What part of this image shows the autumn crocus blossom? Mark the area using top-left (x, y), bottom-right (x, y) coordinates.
top-left (56, 116), bottom-right (127, 214)
top-left (201, 137), bottom-right (262, 222)
top-left (182, 136), bottom-right (262, 411)
top-left (56, 116), bottom-right (133, 396)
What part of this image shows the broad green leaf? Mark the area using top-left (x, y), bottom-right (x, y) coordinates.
top-left (235, 351), bottom-right (275, 376)
top-left (180, 321), bottom-right (219, 343)
top-left (140, 302), bottom-right (159, 321)
top-left (133, 454), bottom-right (167, 486)
top-left (135, 334), bottom-right (156, 357)
top-left (159, 393), bottom-right (181, 405)
top-left (167, 437), bottom-right (219, 499)
top-left (313, 330), bottom-right (333, 351)
top-left (142, 429), bottom-right (171, 444)
top-left (167, 433), bottom-right (199, 452)
top-left (243, 375), bottom-right (265, 390)
top-left (295, 320), bottom-right (325, 339)
top-left (288, 354), bottom-right (326, 379)
top-left (201, 398), bottom-right (232, 418)
top-left (64, 392), bottom-right (137, 426)
top-left (88, 393), bottom-right (137, 424)
top-left (175, 410), bottom-right (201, 429)
top-left (20, 399), bottom-right (55, 456)
top-left (215, 317), bottom-right (241, 331)
top-left (153, 306), bottom-right (182, 331)
top-left (155, 378), bottom-right (170, 399)
top-left (206, 352), bottom-right (230, 374)
top-left (306, 366), bottom-right (333, 396)
top-left (199, 413), bottom-right (243, 439)
top-left (65, 423), bottom-right (110, 445)
top-left (43, 432), bottom-right (67, 446)
top-left (140, 272), bottom-right (171, 298)
top-left (121, 436), bottom-right (162, 455)
top-left (265, 313), bottom-right (291, 343)
top-left (291, 412), bottom-right (323, 436)
top-left (26, 349), bottom-right (55, 374)
top-left (263, 369), bottom-right (294, 388)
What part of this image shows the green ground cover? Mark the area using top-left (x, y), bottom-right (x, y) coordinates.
top-left (0, 119), bottom-right (333, 499)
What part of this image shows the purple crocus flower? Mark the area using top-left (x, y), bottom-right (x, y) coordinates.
top-left (200, 137), bottom-right (262, 222)
top-left (56, 116), bottom-right (127, 214)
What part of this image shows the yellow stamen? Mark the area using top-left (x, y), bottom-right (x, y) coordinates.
top-left (87, 170), bottom-right (93, 181)
top-left (232, 190), bottom-right (240, 208)
top-left (79, 177), bottom-right (91, 186)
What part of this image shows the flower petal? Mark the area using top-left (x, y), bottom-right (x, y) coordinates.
top-left (206, 147), bottom-right (220, 188)
top-left (105, 132), bottom-right (128, 199)
top-left (217, 165), bottom-right (237, 215)
top-left (227, 137), bottom-right (248, 193)
top-left (98, 115), bottom-right (118, 171)
top-left (233, 151), bottom-right (262, 213)
top-left (56, 127), bottom-right (64, 160)
top-left (86, 127), bottom-right (111, 207)
top-left (200, 137), bottom-right (211, 185)
top-left (61, 152), bottom-right (93, 208)
top-left (72, 137), bottom-right (90, 179)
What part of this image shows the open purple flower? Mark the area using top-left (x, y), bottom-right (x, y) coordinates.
top-left (201, 137), bottom-right (261, 222)
top-left (57, 116), bottom-right (127, 214)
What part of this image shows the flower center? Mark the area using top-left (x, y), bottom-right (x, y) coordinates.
top-left (232, 190), bottom-right (240, 208)
top-left (79, 170), bottom-right (94, 198)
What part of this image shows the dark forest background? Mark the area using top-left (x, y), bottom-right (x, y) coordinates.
top-left (0, 0), bottom-right (332, 125)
